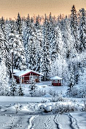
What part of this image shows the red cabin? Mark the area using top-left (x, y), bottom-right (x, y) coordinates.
top-left (51, 76), bottom-right (62, 86)
top-left (13, 69), bottom-right (43, 84)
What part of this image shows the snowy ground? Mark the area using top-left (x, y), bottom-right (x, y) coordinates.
top-left (0, 101), bottom-right (86, 129)
top-left (0, 112), bottom-right (86, 129)
top-left (0, 82), bottom-right (86, 129)
top-left (37, 81), bottom-right (67, 94)
top-left (0, 96), bottom-right (86, 129)
top-left (21, 81), bottom-right (68, 97)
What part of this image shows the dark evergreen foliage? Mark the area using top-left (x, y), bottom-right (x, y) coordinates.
top-left (18, 85), bottom-right (24, 96)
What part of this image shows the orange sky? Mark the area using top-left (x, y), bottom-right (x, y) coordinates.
top-left (0, 0), bottom-right (86, 19)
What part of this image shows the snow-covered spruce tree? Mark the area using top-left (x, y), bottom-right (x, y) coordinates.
top-left (79, 8), bottom-right (86, 52)
top-left (10, 77), bottom-right (18, 96)
top-left (0, 58), bottom-right (9, 95)
top-left (22, 14), bottom-right (31, 49)
top-left (0, 26), bottom-right (10, 95)
top-left (23, 15), bottom-right (43, 72)
top-left (28, 38), bottom-right (37, 70)
top-left (55, 23), bottom-right (65, 57)
top-left (8, 32), bottom-right (26, 70)
top-left (5, 20), bottom-right (11, 41)
top-left (0, 21), bottom-right (11, 75)
top-left (70, 5), bottom-right (78, 35)
top-left (34, 16), bottom-right (43, 72)
top-left (23, 15), bottom-right (37, 70)
top-left (4, 20), bottom-right (17, 73)
top-left (29, 78), bottom-right (37, 97)
top-left (13, 13), bottom-right (27, 70)
top-left (59, 17), bottom-right (75, 59)
top-left (16, 13), bottom-right (22, 35)
top-left (35, 15), bottom-right (41, 29)
top-left (68, 54), bottom-right (79, 87)
top-left (58, 14), bottom-right (79, 87)
top-left (67, 57), bottom-right (79, 92)
top-left (48, 13), bottom-right (57, 62)
top-left (41, 14), bottom-right (51, 81)
top-left (68, 62), bottom-right (75, 90)
top-left (51, 24), bottom-right (66, 81)
top-left (5, 19), bottom-right (16, 41)
top-left (60, 18), bottom-right (79, 85)
top-left (50, 55), bottom-right (69, 85)
top-left (23, 14), bottom-right (31, 69)
top-left (13, 37), bottom-right (27, 70)
top-left (18, 84), bottom-right (24, 96)
top-left (0, 26), bottom-right (6, 60)
top-left (0, 17), bottom-right (5, 36)
top-left (70, 5), bottom-right (79, 52)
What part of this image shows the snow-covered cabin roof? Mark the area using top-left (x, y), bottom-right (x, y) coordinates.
top-left (51, 76), bottom-right (62, 80)
top-left (14, 69), bottom-right (43, 77)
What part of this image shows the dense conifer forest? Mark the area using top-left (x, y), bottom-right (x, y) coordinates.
top-left (0, 5), bottom-right (86, 95)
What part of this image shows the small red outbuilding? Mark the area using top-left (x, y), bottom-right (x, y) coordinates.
top-left (51, 76), bottom-right (62, 86)
top-left (13, 69), bottom-right (43, 84)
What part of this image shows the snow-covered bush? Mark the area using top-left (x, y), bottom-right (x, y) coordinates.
top-left (38, 101), bottom-right (78, 113)
top-left (38, 104), bottom-right (52, 113)
top-left (54, 104), bottom-right (76, 114)
top-left (44, 105), bottom-right (52, 113)
top-left (50, 97), bottom-right (65, 102)
top-left (49, 89), bottom-right (59, 97)
top-left (67, 87), bottom-right (79, 97)
top-left (32, 89), bottom-right (46, 97)
top-left (67, 86), bottom-right (86, 98)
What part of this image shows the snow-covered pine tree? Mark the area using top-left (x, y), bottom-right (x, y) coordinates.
top-left (42, 14), bottom-right (51, 81)
top-left (23, 15), bottom-right (37, 70)
top-left (10, 77), bottom-right (18, 96)
top-left (8, 32), bottom-right (26, 70)
top-left (70, 5), bottom-right (79, 52)
top-left (0, 58), bottom-right (9, 95)
top-left (22, 14), bottom-right (30, 47)
top-left (0, 26), bottom-right (6, 59)
top-left (63, 18), bottom-right (76, 59)
top-left (18, 85), bottom-right (24, 96)
top-left (28, 38), bottom-right (37, 70)
top-left (0, 24), bottom-right (11, 76)
top-left (22, 14), bottom-right (31, 68)
top-left (79, 8), bottom-right (86, 52)
top-left (34, 16), bottom-right (43, 72)
top-left (29, 78), bottom-right (37, 97)
top-left (0, 17), bottom-right (5, 36)
top-left (71, 5), bottom-right (77, 34)
top-left (16, 13), bottom-right (22, 35)
top-left (56, 21), bottom-right (66, 58)
top-left (48, 13), bottom-right (57, 62)
top-left (4, 20), bottom-right (17, 73)
top-left (35, 15), bottom-right (40, 29)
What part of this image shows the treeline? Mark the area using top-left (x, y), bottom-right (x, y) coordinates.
top-left (0, 5), bottom-right (86, 89)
